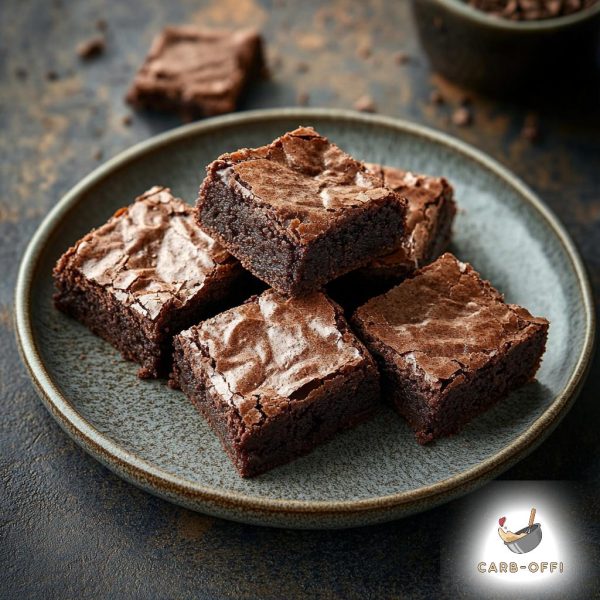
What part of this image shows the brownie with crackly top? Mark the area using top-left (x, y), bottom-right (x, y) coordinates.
top-left (170, 289), bottom-right (380, 477)
top-left (329, 164), bottom-right (456, 309)
top-left (352, 253), bottom-right (549, 444)
top-left (361, 164), bottom-right (456, 280)
top-left (53, 186), bottom-right (244, 379)
top-left (196, 127), bottom-right (408, 296)
top-left (126, 26), bottom-right (265, 120)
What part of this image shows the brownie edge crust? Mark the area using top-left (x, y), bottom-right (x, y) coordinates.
top-left (171, 289), bottom-right (381, 477)
top-left (352, 253), bottom-right (549, 443)
top-left (196, 127), bottom-right (408, 296)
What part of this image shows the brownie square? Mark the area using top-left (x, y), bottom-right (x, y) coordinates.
top-left (53, 186), bottom-right (244, 379)
top-left (352, 253), bottom-right (549, 444)
top-left (196, 127), bottom-right (408, 296)
top-left (328, 165), bottom-right (457, 310)
top-left (171, 289), bottom-right (380, 477)
top-left (360, 164), bottom-right (456, 281)
top-left (126, 26), bottom-right (265, 120)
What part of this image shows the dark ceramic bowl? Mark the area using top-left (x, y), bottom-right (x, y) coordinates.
top-left (412, 0), bottom-right (600, 96)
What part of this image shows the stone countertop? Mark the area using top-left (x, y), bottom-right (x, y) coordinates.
top-left (1, 1), bottom-right (598, 598)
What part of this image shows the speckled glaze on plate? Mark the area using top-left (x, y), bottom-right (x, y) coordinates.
top-left (15, 109), bottom-right (595, 529)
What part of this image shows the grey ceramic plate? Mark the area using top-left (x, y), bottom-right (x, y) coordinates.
top-left (15, 109), bottom-right (594, 529)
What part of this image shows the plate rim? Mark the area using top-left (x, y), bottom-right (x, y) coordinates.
top-left (14, 108), bottom-right (596, 523)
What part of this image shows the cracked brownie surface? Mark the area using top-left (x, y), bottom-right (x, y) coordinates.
top-left (171, 289), bottom-right (380, 477)
top-left (352, 253), bottom-right (549, 443)
top-left (53, 186), bottom-right (243, 378)
top-left (126, 26), bottom-right (265, 119)
top-left (196, 126), bottom-right (407, 295)
top-left (361, 164), bottom-right (456, 280)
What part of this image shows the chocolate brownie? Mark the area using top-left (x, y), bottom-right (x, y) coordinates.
top-left (171, 289), bottom-right (380, 477)
top-left (328, 165), bottom-right (456, 311)
top-left (53, 186), bottom-right (244, 379)
top-left (126, 26), bottom-right (265, 120)
top-left (361, 164), bottom-right (456, 281)
top-left (196, 127), bottom-right (408, 296)
top-left (352, 253), bottom-right (549, 444)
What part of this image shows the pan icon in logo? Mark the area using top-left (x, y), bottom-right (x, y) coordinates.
top-left (497, 508), bottom-right (542, 554)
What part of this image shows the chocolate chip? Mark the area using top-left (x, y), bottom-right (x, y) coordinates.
top-left (14, 66), bottom-right (28, 80)
top-left (467, 0), bottom-right (596, 20)
top-left (93, 149), bottom-right (103, 160)
top-left (296, 61), bottom-right (309, 74)
top-left (121, 114), bottom-right (133, 126)
top-left (96, 18), bottom-right (107, 32)
top-left (46, 70), bottom-right (59, 81)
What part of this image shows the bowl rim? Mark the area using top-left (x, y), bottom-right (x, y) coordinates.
top-left (14, 108), bottom-right (596, 526)
top-left (429, 0), bottom-right (600, 31)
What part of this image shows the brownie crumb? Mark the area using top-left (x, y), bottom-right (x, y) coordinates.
top-left (46, 70), bottom-right (59, 81)
top-left (93, 148), bottom-right (103, 160)
top-left (452, 105), bottom-right (472, 126)
top-left (394, 51), bottom-right (410, 65)
top-left (296, 91), bottom-right (310, 106)
top-left (121, 114), bottom-right (133, 126)
top-left (354, 95), bottom-right (377, 113)
top-left (296, 61), bottom-right (309, 73)
top-left (77, 35), bottom-right (106, 60)
top-left (429, 89), bottom-right (444, 105)
top-left (520, 114), bottom-right (540, 142)
top-left (96, 18), bottom-right (107, 32)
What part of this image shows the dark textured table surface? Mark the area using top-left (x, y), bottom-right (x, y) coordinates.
top-left (1, 1), bottom-right (599, 598)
